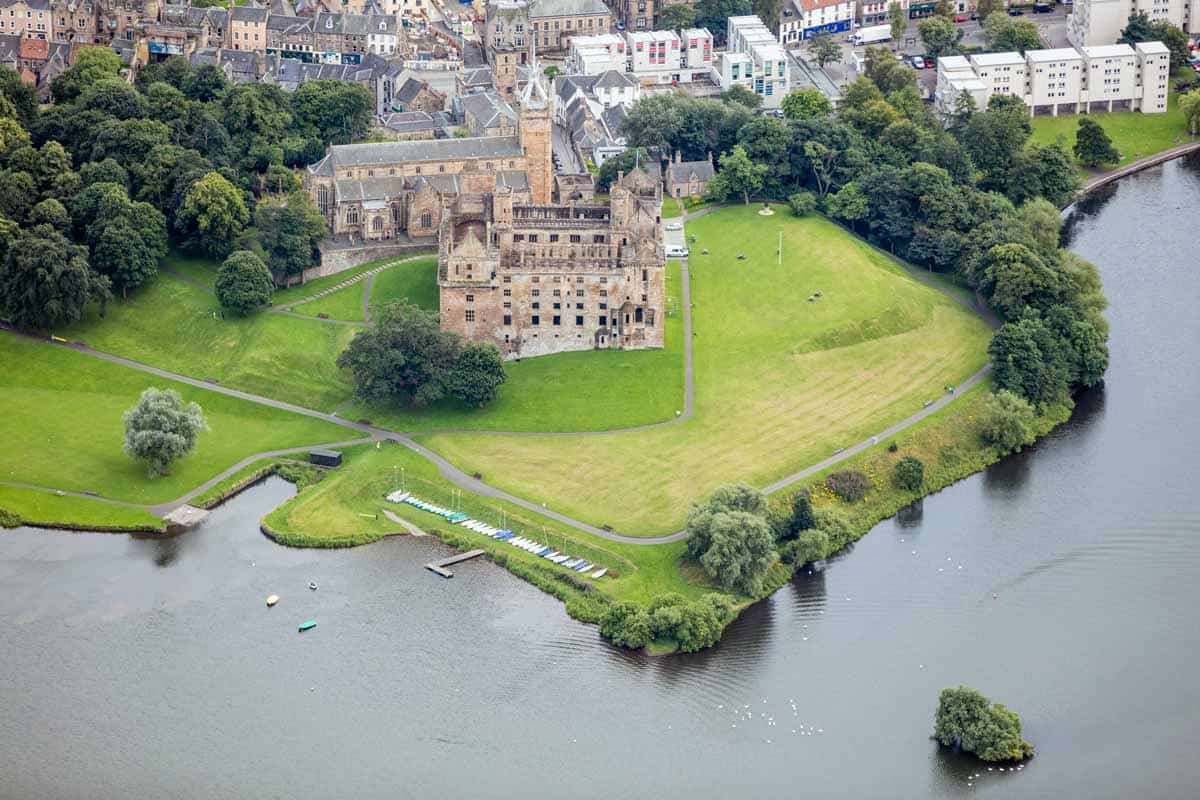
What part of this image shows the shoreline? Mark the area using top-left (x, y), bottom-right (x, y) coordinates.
top-left (1079, 142), bottom-right (1200, 196)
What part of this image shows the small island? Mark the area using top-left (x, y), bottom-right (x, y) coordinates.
top-left (935, 686), bottom-right (1034, 763)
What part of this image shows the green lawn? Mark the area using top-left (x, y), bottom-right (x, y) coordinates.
top-left (162, 251), bottom-right (220, 290)
top-left (272, 254), bottom-right (433, 307)
top-left (291, 282), bottom-right (368, 322)
top-left (368, 256), bottom-right (439, 311)
top-left (262, 443), bottom-right (709, 604)
top-left (341, 260), bottom-right (686, 432)
top-left (0, 485), bottom-right (164, 531)
top-left (417, 206), bottom-right (993, 536)
top-left (0, 332), bottom-right (349, 505)
top-left (59, 272), bottom-right (361, 411)
top-left (1030, 88), bottom-right (1195, 173)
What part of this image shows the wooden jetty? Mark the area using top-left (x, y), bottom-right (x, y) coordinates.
top-left (425, 549), bottom-right (485, 578)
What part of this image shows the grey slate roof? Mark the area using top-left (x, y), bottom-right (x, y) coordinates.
top-left (231, 4), bottom-right (269, 23)
top-left (395, 76), bottom-right (432, 104)
top-left (318, 136), bottom-right (525, 170)
top-left (333, 169), bottom-right (529, 202)
top-left (593, 69), bottom-right (636, 90)
top-left (459, 66), bottom-right (494, 90)
top-left (267, 14), bottom-right (314, 33)
top-left (528, 0), bottom-right (609, 17)
top-left (315, 11), bottom-right (396, 36)
top-left (667, 159), bottom-right (714, 184)
top-left (461, 90), bottom-right (516, 130)
top-left (379, 110), bottom-right (440, 134)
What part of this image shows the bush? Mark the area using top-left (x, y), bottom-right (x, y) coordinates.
top-left (826, 470), bottom-right (872, 502)
top-left (980, 389), bottom-right (1038, 453)
top-left (781, 525), bottom-right (831, 565)
top-left (814, 508), bottom-right (854, 552)
top-left (600, 602), bottom-right (652, 649)
top-left (643, 593), bottom-right (736, 653)
top-left (894, 456), bottom-right (925, 491)
top-left (788, 191), bottom-right (818, 217)
top-left (887, 441), bottom-right (899, 453)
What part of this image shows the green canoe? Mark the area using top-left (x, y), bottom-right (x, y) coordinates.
top-left (298, 620), bottom-right (317, 632)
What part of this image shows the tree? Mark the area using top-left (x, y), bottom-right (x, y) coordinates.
top-left (660, 3), bottom-right (696, 30)
top-left (72, 182), bottom-right (167, 295)
top-left (989, 315), bottom-right (1072, 407)
top-left (1180, 91), bottom-right (1200, 135)
top-left (826, 181), bottom-right (868, 231)
top-left (783, 490), bottom-right (816, 539)
top-left (889, 1), bottom-right (908, 48)
top-left (975, 0), bottom-right (1002, 20)
top-left (685, 483), bottom-right (776, 596)
top-left (864, 47), bottom-right (916, 94)
top-left (449, 342), bottom-right (507, 407)
top-left (80, 158), bottom-right (129, 190)
top-left (291, 79), bottom-right (373, 146)
top-left (599, 602), bottom-right (652, 648)
top-left (980, 242), bottom-right (1061, 319)
top-left (894, 456), bottom-right (925, 491)
top-left (29, 198), bottom-right (70, 232)
top-left (934, 686), bottom-right (1034, 762)
top-left (695, 0), bottom-right (752, 43)
top-left (983, 14), bottom-right (1042, 53)
top-left (122, 388), bottom-right (208, 478)
top-left (79, 78), bottom-right (147, 120)
top-left (1150, 21), bottom-right (1189, 70)
top-left (1117, 11), bottom-right (1154, 45)
top-left (215, 251), bottom-right (273, 314)
top-left (0, 170), bottom-right (35, 223)
top-left (175, 172), bottom-right (249, 259)
top-left (918, 16), bottom-right (963, 59)
top-left (337, 302), bottom-right (461, 406)
top-left (708, 144), bottom-right (767, 205)
top-left (50, 46), bottom-right (121, 103)
top-left (788, 191), bottom-right (817, 216)
top-left (1006, 144), bottom-right (1079, 208)
top-left (0, 65), bottom-right (37, 126)
top-left (807, 33), bottom-right (842, 68)
top-left (959, 96), bottom-right (1032, 192)
top-left (720, 83), bottom-right (763, 109)
top-left (0, 224), bottom-right (106, 330)
top-left (781, 87), bottom-right (833, 120)
top-left (255, 191), bottom-right (327, 280)
top-left (980, 389), bottom-right (1038, 452)
top-left (1073, 118), bottom-right (1118, 167)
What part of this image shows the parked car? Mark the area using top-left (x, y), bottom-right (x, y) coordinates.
top-left (953, 14), bottom-right (968, 22)
top-left (665, 222), bottom-right (683, 231)
top-left (924, 56), bottom-right (935, 68)
top-left (911, 55), bottom-right (926, 69)
top-left (1034, 2), bottom-right (1053, 12)
top-left (1008, 7), bottom-right (1025, 14)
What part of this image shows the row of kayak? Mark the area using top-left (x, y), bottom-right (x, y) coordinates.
top-left (388, 491), bottom-right (607, 580)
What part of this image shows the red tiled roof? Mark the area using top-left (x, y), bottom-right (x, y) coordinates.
top-left (20, 37), bottom-right (48, 61)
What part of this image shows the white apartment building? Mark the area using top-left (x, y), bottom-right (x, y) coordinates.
top-left (778, 0), bottom-right (855, 45)
top-left (567, 32), bottom-right (627, 74)
top-left (724, 15), bottom-right (790, 107)
top-left (681, 27), bottom-right (714, 70)
top-left (626, 29), bottom-right (681, 82)
top-left (1068, 0), bottom-right (1198, 48)
top-left (935, 41), bottom-right (1170, 118)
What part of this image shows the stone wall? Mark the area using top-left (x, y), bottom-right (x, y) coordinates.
top-left (306, 240), bottom-right (436, 283)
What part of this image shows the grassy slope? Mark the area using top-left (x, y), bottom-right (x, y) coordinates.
top-left (1029, 86), bottom-right (1194, 173)
top-left (291, 282), bottom-right (368, 322)
top-left (263, 443), bottom-right (706, 604)
top-left (341, 260), bottom-right (686, 432)
top-left (59, 273), bottom-right (360, 411)
top-left (271, 255), bottom-right (432, 307)
top-left (418, 206), bottom-right (992, 536)
top-left (0, 486), bottom-right (164, 530)
top-left (369, 256), bottom-right (440, 311)
top-left (0, 333), bottom-right (347, 504)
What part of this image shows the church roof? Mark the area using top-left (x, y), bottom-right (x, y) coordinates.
top-left (316, 136), bottom-right (524, 171)
top-left (333, 170), bottom-right (530, 202)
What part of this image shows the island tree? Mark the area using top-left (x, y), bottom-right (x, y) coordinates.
top-left (123, 388), bottom-right (208, 477)
top-left (934, 686), bottom-right (1034, 762)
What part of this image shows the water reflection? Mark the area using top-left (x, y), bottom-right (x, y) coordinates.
top-left (982, 447), bottom-right (1033, 494)
top-left (895, 499), bottom-right (924, 528)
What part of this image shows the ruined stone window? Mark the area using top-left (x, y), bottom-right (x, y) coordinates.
top-left (576, 277), bottom-right (584, 283)
top-left (514, 234), bottom-right (525, 242)
top-left (389, 168), bottom-right (395, 175)
top-left (532, 276), bottom-right (540, 283)
top-left (575, 289), bottom-right (583, 297)
top-left (600, 315), bottom-right (607, 327)
top-left (599, 289), bottom-right (608, 296)
top-left (575, 303), bottom-right (583, 310)
top-left (600, 302), bottom-right (607, 310)
top-left (465, 310), bottom-right (475, 322)
top-left (415, 167), bottom-right (422, 174)
top-left (642, 294), bottom-right (648, 302)
top-left (552, 289), bottom-right (561, 297)
top-left (599, 277), bottom-right (607, 284)
top-left (317, 186), bottom-right (329, 214)
top-left (570, 234), bottom-right (581, 243)
top-left (503, 276), bottom-right (512, 283)
top-left (529, 235), bottom-right (538, 243)
top-left (367, 169), bottom-right (374, 177)
top-left (504, 314), bottom-right (512, 325)
top-left (642, 269), bottom-right (648, 282)
top-left (553, 316), bottom-right (561, 326)
top-left (552, 276), bottom-right (561, 282)
top-left (635, 308), bottom-right (644, 323)
top-left (439, 165), bottom-right (445, 173)
top-left (372, 217), bottom-right (383, 232)
top-left (575, 315), bottom-right (584, 325)
top-left (392, 206), bottom-right (400, 223)
top-left (549, 234), bottom-right (559, 243)
top-left (532, 302), bottom-right (540, 309)
top-left (466, 294), bottom-right (474, 303)
top-left (503, 289), bottom-right (512, 297)
top-left (503, 302), bottom-right (511, 308)
top-left (553, 303), bottom-right (561, 310)
top-left (532, 289), bottom-right (540, 297)
top-left (347, 207), bottom-right (359, 225)
top-left (509, 161), bottom-right (515, 168)
top-left (421, 211), bottom-right (432, 228)
top-left (532, 315), bottom-right (540, 325)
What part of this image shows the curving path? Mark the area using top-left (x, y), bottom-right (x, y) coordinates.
top-left (3, 212), bottom-right (995, 545)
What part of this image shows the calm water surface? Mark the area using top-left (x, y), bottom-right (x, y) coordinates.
top-left (4, 160), bottom-right (1200, 799)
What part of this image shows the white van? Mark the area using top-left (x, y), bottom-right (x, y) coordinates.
top-left (665, 245), bottom-right (690, 259)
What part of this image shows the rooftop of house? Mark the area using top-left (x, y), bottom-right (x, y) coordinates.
top-left (1026, 47), bottom-right (1082, 63)
top-left (462, 90), bottom-right (517, 129)
top-left (19, 37), bottom-right (47, 61)
top-left (528, 0), bottom-right (610, 19)
top-left (1081, 43), bottom-right (1136, 59)
top-left (379, 110), bottom-right (440, 133)
top-left (230, 4), bottom-right (269, 23)
top-left (970, 51), bottom-right (1025, 67)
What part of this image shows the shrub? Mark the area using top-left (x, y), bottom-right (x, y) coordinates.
top-left (788, 191), bottom-right (818, 217)
top-left (0, 507), bottom-right (19, 528)
top-left (826, 470), bottom-right (872, 502)
top-left (599, 602), bottom-right (652, 649)
top-left (894, 456), bottom-right (925, 491)
top-left (781, 525), bottom-right (831, 565)
top-left (887, 441), bottom-right (899, 453)
top-left (980, 389), bottom-right (1038, 453)
top-left (814, 508), bottom-right (854, 552)
top-left (685, 482), bottom-right (777, 596)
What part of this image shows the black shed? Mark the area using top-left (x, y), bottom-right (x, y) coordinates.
top-left (309, 449), bottom-right (343, 467)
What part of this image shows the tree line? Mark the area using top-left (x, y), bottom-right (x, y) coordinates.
top-left (0, 51), bottom-right (374, 330)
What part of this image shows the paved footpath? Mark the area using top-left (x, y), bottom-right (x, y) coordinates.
top-left (3, 218), bottom-right (994, 545)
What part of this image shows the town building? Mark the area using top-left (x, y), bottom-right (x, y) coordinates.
top-left (461, 89), bottom-right (518, 136)
top-left (487, 0), bottom-right (613, 95)
top-left (229, 3), bottom-right (267, 52)
top-left (778, 0), bottom-right (854, 44)
top-left (665, 149), bottom-right (714, 198)
top-left (376, 109), bottom-right (441, 140)
top-left (1067, 0), bottom-right (1197, 49)
top-left (529, 0), bottom-right (611, 54)
top-left (313, 11), bottom-right (397, 59)
top-left (0, 0), bottom-right (54, 39)
top-left (719, 16), bottom-right (789, 108)
top-left (934, 41), bottom-right (1170, 117)
top-left (565, 31), bottom-right (625, 74)
top-left (52, 0), bottom-right (98, 42)
top-left (436, 167), bottom-right (666, 360)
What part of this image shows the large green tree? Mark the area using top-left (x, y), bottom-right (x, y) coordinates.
top-left (1073, 118), bottom-right (1119, 167)
top-left (659, 3), bottom-right (696, 29)
top-left (983, 14), bottom-right (1042, 53)
top-left (686, 483), bottom-right (776, 596)
top-left (918, 16), bottom-right (963, 58)
top-left (122, 388), bottom-right (208, 478)
top-left (449, 343), bottom-right (507, 408)
top-left (708, 144), bottom-right (768, 205)
top-left (934, 686), bottom-right (1034, 762)
top-left (807, 33), bottom-right (842, 68)
top-left (980, 389), bottom-right (1038, 452)
top-left (216, 250), bottom-right (274, 315)
top-left (337, 302), bottom-right (461, 407)
top-left (781, 87), bottom-right (833, 120)
top-left (50, 47), bottom-right (122, 104)
top-left (255, 190), bottom-right (327, 280)
top-left (291, 79), bottom-right (374, 146)
top-left (0, 224), bottom-right (107, 329)
top-left (175, 171), bottom-right (249, 259)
